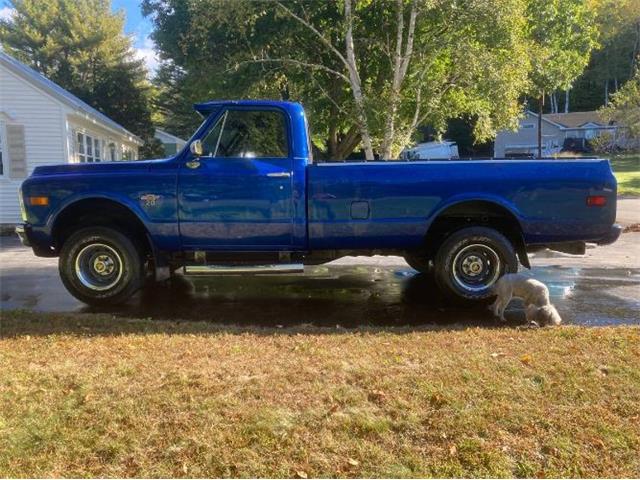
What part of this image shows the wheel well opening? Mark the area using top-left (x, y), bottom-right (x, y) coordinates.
top-left (425, 200), bottom-right (527, 266)
top-left (52, 199), bottom-right (152, 256)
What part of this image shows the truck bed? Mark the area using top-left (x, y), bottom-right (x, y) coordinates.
top-left (307, 159), bottom-right (617, 250)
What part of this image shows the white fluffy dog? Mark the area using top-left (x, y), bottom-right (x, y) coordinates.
top-left (490, 273), bottom-right (552, 322)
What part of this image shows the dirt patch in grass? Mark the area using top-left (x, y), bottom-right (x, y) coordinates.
top-left (1, 310), bottom-right (639, 477)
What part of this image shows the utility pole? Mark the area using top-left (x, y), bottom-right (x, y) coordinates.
top-left (537, 92), bottom-right (544, 159)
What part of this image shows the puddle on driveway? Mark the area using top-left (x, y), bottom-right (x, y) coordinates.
top-left (3, 259), bottom-right (636, 328)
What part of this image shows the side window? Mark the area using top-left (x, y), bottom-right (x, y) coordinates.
top-left (201, 110), bottom-right (289, 158)
top-left (201, 113), bottom-right (225, 157)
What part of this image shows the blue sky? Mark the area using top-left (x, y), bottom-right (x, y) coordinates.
top-left (0, 0), bottom-right (159, 74)
top-left (112, 0), bottom-right (158, 73)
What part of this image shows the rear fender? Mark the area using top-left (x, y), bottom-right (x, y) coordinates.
top-left (425, 193), bottom-right (530, 269)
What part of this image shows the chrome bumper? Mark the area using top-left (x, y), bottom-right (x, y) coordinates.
top-left (15, 225), bottom-right (30, 247)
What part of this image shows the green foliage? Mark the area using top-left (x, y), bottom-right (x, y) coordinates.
top-left (565, 0), bottom-right (640, 111)
top-left (0, 0), bottom-right (158, 157)
top-left (144, 0), bottom-right (532, 158)
top-left (602, 70), bottom-right (640, 139)
top-left (143, 0), bottom-right (599, 158)
top-left (526, 0), bottom-right (599, 96)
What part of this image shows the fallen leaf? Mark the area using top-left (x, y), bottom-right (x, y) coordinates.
top-left (295, 470), bottom-right (308, 479)
top-left (347, 458), bottom-right (360, 466)
top-left (520, 354), bottom-right (532, 365)
top-left (368, 390), bottom-right (386, 402)
top-left (490, 352), bottom-right (505, 358)
top-left (449, 445), bottom-right (457, 455)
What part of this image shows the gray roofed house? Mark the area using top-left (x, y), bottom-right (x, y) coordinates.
top-left (154, 128), bottom-right (186, 156)
top-left (494, 110), bottom-right (621, 158)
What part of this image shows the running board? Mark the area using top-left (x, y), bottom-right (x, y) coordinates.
top-left (183, 263), bottom-right (304, 275)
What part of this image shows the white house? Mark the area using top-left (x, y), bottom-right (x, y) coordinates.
top-left (494, 110), bottom-right (620, 158)
top-left (0, 51), bottom-right (143, 225)
top-left (154, 128), bottom-right (186, 157)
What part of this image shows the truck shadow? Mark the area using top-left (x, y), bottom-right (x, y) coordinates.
top-left (79, 268), bottom-right (524, 329)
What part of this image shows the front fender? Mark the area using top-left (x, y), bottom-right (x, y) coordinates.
top-left (45, 192), bottom-right (153, 234)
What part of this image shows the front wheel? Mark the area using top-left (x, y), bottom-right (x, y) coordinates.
top-left (59, 227), bottom-right (144, 305)
top-left (434, 226), bottom-right (517, 302)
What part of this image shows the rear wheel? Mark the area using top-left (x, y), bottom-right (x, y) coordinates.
top-left (59, 226), bottom-right (143, 305)
top-left (434, 226), bottom-right (517, 302)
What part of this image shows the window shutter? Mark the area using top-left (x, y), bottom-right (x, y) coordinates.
top-left (7, 124), bottom-right (27, 179)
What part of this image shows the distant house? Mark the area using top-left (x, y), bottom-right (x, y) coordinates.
top-left (154, 129), bottom-right (186, 156)
top-left (494, 110), bottom-right (620, 158)
top-left (0, 51), bottom-right (142, 224)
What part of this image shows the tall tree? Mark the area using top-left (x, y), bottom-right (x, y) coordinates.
top-left (0, 0), bottom-right (162, 158)
top-left (525, 0), bottom-right (599, 157)
top-left (601, 69), bottom-right (640, 144)
top-left (568, 0), bottom-right (640, 111)
top-left (145, 0), bottom-right (531, 160)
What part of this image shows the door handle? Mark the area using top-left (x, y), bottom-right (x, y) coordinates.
top-left (185, 160), bottom-right (201, 169)
top-left (266, 172), bottom-right (291, 178)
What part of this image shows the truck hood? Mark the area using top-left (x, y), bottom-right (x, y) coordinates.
top-left (31, 158), bottom-right (171, 176)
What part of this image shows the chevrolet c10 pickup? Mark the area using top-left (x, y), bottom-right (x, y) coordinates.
top-left (17, 100), bottom-right (621, 305)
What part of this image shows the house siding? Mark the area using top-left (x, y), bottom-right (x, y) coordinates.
top-left (494, 114), bottom-right (562, 157)
top-left (0, 56), bottom-right (143, 225)
top-left (0, 64), bottom-right (66, 224)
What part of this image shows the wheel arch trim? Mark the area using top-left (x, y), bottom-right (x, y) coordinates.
top-left (424, 194), bottom-right (530, 269)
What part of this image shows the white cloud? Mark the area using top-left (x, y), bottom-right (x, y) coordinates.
top-left (0, 6), bottom-right (16, 21)
top-left (133, 34), bottom-right (159, 77)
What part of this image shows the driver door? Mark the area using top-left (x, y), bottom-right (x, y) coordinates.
top-left (178, 108), bottom-right (294, 250)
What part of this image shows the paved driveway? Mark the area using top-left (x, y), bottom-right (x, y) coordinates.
top-left (1, 228), bottom-right (638, 328)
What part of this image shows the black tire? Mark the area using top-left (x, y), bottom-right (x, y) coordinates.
top-left (404, 252), bottom-right (432, 274)
top-left (58, 226), bottom-right (143, 305)
top-left (434, 226), bottom-right (517, 303)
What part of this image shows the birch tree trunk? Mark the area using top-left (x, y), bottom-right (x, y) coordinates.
top-left (380, 0), bottom-right (417, 159)
top-left (344, 0), bottom-right (375, 160)
top-left (564, 89), bottom-right (569, 113)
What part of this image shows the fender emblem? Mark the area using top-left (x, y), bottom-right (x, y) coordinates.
top-left (140, 193), bottom-right (161, 207)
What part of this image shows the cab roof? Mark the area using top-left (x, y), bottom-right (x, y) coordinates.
top-left (193, 99), bottom-right (302, 116)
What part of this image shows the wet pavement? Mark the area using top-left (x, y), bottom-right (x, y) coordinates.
top-left (1, 235), bottom-right (639, 328)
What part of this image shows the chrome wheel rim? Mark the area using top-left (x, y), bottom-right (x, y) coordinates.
top-left (452, 244), bottom-right (501, 292)
top-left (74, 243), bottom-right (123, 291)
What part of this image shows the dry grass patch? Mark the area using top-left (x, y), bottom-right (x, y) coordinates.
top-left (1, 310), bottom-right (639, 477)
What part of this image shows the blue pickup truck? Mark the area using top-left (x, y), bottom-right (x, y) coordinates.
top-left (17, 100), bottom-right (621, 305)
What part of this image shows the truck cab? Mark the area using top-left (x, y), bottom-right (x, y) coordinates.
top-left (17, 100), bottom-right (621, 306)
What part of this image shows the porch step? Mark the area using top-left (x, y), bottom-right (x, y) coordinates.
top-left (183, 263), bottom-right (304, 275)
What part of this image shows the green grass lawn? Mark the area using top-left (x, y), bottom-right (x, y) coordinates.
top-left (1, 310), bottom-right (639, 478)
top-left (610, 154), bottom-right (640, 196)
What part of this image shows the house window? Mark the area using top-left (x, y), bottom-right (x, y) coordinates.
top-left (94, 138), bottom-right (102, 162)
top-left (0, 121), bottom-right (5, 176)
top-left (77, 132), bottom-right (90, 162)
top-left (521, 123), bottom-right (534, 129)
top-left (76, 132), bottom-right (104, 163)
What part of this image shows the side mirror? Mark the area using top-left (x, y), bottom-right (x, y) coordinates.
top-left (190, 140), bottom-right (203, 157)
